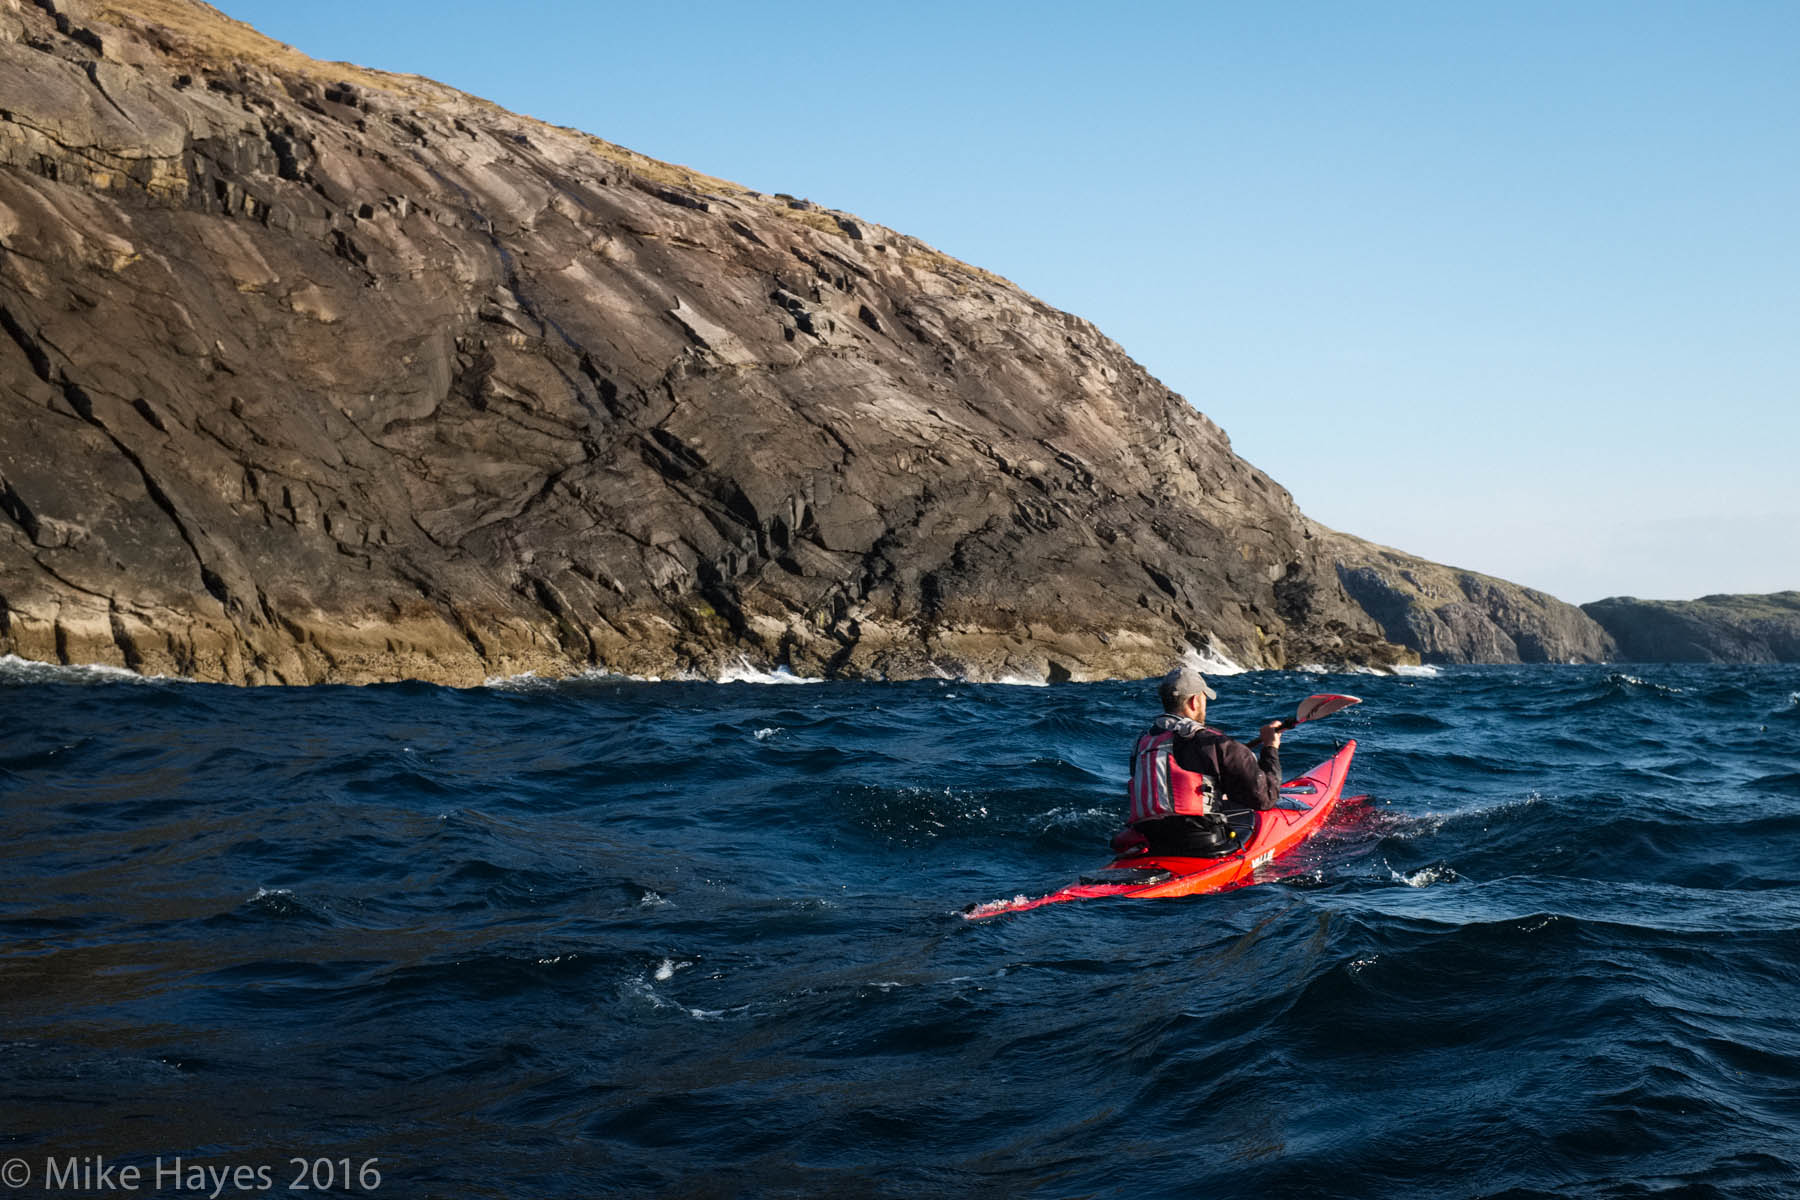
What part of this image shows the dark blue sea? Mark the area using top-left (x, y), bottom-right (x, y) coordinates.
top-left (3, 660), bottom-right (1798, 1199)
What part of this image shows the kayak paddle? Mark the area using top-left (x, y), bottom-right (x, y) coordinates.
top-left (1247, 693), bottom-right (1360, 747)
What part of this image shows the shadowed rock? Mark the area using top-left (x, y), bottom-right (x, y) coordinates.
top-left (1318, 530), bottom-right (1617, 664)
top-left (1583, 593), bottom-right (1800, 662)
top-left (0, 0), bottom-right (1436, 683)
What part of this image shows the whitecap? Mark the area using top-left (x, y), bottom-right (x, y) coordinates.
top-left (1391, 863), bottom-right (1459, 888)
top-left (653, 958), bottom-right (691, 981)
top-left (716, 657), bottom-right (820, 685)
top-left (620, 972), bottom-right (739, 1021)
top-left (0, 653), bottom-right (188, 685)
top-left (1392, 663), bottom-right (1440, 677)
top-left (1183, 640), bottom-right (1246, 676)
top-left (752, 727), bottom-right (779, 741)
top-left (638, 889), bottom-right (672, 909)
top-left (1038, 805), bottom-right (1109, 830)
top-left (993, 673), bottom-right (1049, 687)
top-left (1608, 672), bottom-right (1682, 695)
top-left (481, 667), bottom-right (656, 690)
top-left (481, 670), bottom-right (543, 690)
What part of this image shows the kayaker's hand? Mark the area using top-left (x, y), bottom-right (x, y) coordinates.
top-left (1258, 720), bottom-right (1284, 749)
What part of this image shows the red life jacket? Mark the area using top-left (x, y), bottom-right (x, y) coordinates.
top-left (1128, 727), bottom-right (1220, 825)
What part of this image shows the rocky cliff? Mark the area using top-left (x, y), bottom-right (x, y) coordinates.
top-left (1582, 593), bottom-right (1800, 663)
top-left (0, 0), bottom-right (1422, 683)
top-left (1317, 529), bottom-right (1617, 664)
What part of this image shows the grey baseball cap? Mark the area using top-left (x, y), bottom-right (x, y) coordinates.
top-left (1161, 665), bottom-right (1217, 702)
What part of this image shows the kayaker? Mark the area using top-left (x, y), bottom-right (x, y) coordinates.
top-left (1125, 666), bottom-right (1285, 856)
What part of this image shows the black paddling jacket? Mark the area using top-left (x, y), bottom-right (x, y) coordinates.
top-left (1174, 727), bottom-right (1283, 813)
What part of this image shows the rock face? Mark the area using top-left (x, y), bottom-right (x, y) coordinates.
top-left (1582, 593), bottom-right (1800, 663)
top-left (0, 0), bottom-right (1415, 683)
top-left (1318, 529), bottom-right (1617, 664)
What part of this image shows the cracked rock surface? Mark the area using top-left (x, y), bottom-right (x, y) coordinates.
top-left (0, 0), bottom-right (1428, 683)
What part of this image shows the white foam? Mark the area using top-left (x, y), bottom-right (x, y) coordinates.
top-left (1609, 673), bottom-right (1682, 694)
top-left (653, 958), bottom-right (691, 982)
top-left (1183, 640), bottom-right (1246, 677)
top-left (621, 971), bottom-right (738, 1021)
top-left (993, 673), bottom-right (1049, 687)
top-left (753, 727), bottom-right (779, 741)
top-left (482, 670), bottom-right (540, 689)
top-left (715, 657), bottom-right (820, 685)
top-left (1038, 805), bottom-right (1109, 830)
top-left (1391, 863), bottom-right (1458, 888)
top-left (963, 894), bottom-right (1032, 918)
top-left (1381, 792), bottom-right (1540, 843)
top-left (0, 653), bottom-right (186, 685)
top-left (637, 889), bottom-right (671, 909)
top-left (1392, 663), bottom-right (1440, 677)
top-left (484, 666), bottom-right (674, 689)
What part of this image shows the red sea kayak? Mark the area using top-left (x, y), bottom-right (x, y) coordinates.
top-left (964, 740), bottom-right (1359, 920)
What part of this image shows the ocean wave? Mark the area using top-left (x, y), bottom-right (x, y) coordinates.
top-left (1606, 672), bottom-right (1684, 696)
top-left (1182, 641), bottom-right (1246, 677)
top-left (715, 657), bottom-right (821, 685)
top-left (480, 667), bottom-right (647, 690)
top-left (12, 659), bottom-right (1800, 1200)
top-left (1373, 792), bottom-right (1544, 841)
top-left (0, 653), bottom-right (187, 686)
top-left (619, 969), bottom-right (745, 1022)
top-left (482, 659), bottom-right (827, 688)
top-left (1392, 664), bottom-right (1441, 678)
top-left (1390, 862), bottom-right (1460, 888)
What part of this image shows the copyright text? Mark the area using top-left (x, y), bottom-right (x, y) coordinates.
top-left (3, 1156), bottom-right (382, 1196)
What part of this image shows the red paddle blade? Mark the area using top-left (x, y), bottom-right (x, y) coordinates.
top-left (1295, 693), bottom-right (1360, 725)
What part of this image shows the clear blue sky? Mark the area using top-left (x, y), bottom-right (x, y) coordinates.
top-left (216, 0), bottom-right (1798, 604)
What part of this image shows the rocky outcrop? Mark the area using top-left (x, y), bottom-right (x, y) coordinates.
top-left (0, 0), bottom-right (1415, 683)
top-left (1582, 593), bottom-right (1800, 663)
top-left (1317, 529), bottom-right (1617, 664)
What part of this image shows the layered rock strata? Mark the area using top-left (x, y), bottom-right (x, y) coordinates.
top-left (0, 0), bottom-right (1413, 683)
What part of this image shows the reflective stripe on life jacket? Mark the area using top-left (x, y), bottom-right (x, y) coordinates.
top-left (1128, 729), bottom-right (1219, 825)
